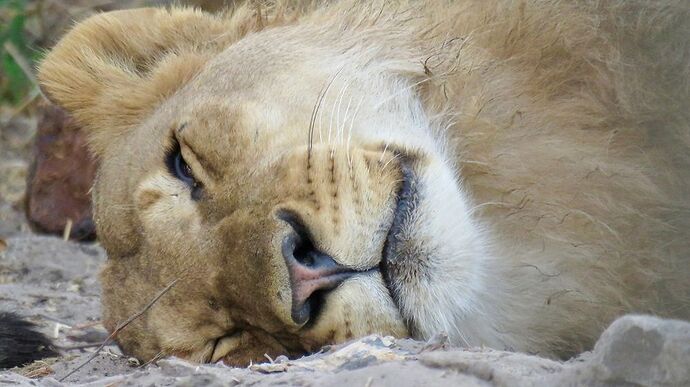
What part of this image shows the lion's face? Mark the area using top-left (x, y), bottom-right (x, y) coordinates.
top-left (38, 6), bottom-right (489, 365)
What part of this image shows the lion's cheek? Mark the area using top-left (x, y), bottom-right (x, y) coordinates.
top-left (134, 174), bottom-right (204, 245)
top-left (99, 260), bottom-right (164, 361)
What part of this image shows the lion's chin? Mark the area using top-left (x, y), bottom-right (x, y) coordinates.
top-left (374, 155), bottom-right (492, 343)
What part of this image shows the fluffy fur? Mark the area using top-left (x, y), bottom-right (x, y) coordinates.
top-left (0, 313), bottom-right (56, 369)
top-left (37, 0), bottom-right (689, 365)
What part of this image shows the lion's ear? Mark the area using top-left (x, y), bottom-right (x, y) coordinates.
top-left (37, 7), bottom-right (228, 156)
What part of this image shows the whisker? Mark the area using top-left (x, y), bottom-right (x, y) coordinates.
top-left (380, 139), bottom-right (391, 163)
top-left (341, 94), bottom-right (354, 167)
top-left (317, 66), bottom-right (346, 152)
top-left (331, 73), bottom-right (353, 150)
top-left (372, 76), bottom-right (432, 112)
top-left (309, 79), bottom-right (329, 160)
top-left (346, 93), bottom-right (366, 168)
top-left (310, 66), bottom-right (345, 164)
top-left (381, 153), bottom-right (400, 173)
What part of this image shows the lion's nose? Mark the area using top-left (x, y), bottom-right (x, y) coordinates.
top-left (281, 217), bottom-right (356, 325)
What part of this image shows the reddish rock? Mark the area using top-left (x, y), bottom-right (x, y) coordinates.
top-left (26, 104), bottom-right (97, 240)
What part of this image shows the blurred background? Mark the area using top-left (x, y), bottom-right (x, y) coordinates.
top-left (0, 0), bottom-right (234, 241)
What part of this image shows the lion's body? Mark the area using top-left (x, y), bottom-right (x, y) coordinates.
top-left (423, 1), bottom-right (690, 355)
top-left (36, 0), bottom-right (689, 364)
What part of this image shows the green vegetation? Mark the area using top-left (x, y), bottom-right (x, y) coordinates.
top-left (0, 0), bottom-right (41, 106)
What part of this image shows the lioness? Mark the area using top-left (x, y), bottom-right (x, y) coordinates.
top-left (31, 0), bottom-right (690, 366)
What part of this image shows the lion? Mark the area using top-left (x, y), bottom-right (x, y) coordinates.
top-left (33, 0), bottom-right (689, 366)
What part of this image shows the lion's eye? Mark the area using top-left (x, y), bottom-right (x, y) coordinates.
top-left (166, 141), bottom-right (204, 200)
top-left (166, 145), bottom-right (201, 196)
top-left (173, 151), bottom-right (196, 185)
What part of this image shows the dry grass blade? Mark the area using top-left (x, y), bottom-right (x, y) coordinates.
top-left (58, 278), bottom-right (179, 382)
top-left (62, 219), bottom-right (73, 241)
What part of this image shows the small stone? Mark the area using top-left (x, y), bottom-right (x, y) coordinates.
top-left (249, 362), bottom-right (288, 373)
top-left (380, 336), bottom-right (395, 347)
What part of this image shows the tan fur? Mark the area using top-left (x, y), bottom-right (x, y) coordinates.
top-left (38, 0), bottom-right (689, 364)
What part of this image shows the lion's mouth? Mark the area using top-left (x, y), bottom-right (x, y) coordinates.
top-left (379, 160), bottom-right (419, 304)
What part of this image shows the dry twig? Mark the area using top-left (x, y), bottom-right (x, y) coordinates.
top-left (58, 278), bottom-right (179, 382)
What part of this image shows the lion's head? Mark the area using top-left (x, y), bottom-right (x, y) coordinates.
top-left (37, 5), bottom-right (495, 365)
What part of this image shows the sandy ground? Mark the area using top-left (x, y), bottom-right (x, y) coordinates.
top-left (1, 115), bottom-right (689, 386)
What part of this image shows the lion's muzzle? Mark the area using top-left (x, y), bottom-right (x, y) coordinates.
top-left (279, 211), bottom-right (368, 325)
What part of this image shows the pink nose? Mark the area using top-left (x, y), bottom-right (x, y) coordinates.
top-left (280, 215), bottom-right (356, 325)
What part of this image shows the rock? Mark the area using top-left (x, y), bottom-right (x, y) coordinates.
top-left (25, 104), bottom-right (97, 241)
top-left (563, 315), bottom-right (690, 387)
